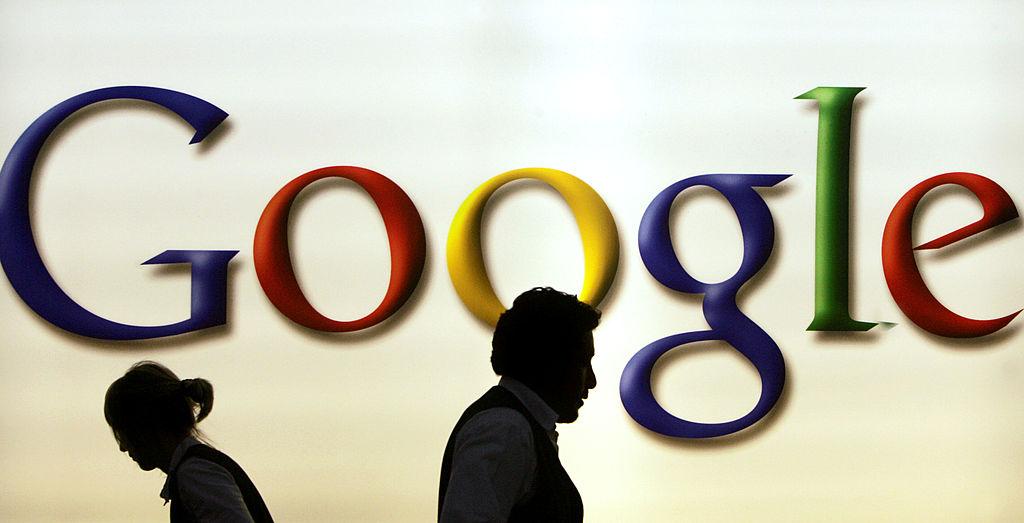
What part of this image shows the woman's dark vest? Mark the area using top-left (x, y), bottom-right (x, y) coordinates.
top-left (438, 386), bottom-right (584, 522)
top-left (168, 444), bottom-right (274, 523)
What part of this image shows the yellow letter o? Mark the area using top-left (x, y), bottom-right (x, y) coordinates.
top-left (446, 167), bottom-right (619, 326)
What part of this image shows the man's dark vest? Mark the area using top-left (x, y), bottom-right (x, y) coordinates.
top-left (168, 444), bottom-right (274, 523)
top-left (438, 386), bottom-right (583, 522)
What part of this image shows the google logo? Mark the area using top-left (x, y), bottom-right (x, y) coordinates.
top-left (1, 86), bottom-right (1018, 439)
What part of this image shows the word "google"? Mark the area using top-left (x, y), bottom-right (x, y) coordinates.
top-left (0, 87), bottom-right (1018, 439)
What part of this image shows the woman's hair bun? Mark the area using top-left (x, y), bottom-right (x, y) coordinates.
top-left (181, 377), bottom-right (215, 422)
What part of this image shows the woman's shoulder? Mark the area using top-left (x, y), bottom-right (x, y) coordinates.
top-left (176, 447), bottom-right (244, 493)
top-left (175, 449), bottom-right (255, 521)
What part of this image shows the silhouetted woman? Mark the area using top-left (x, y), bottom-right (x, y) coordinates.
top-left (105, 361), bottom-right (274, 522)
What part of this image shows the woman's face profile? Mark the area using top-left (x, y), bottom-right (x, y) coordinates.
top-left (114, 429), bottom-right (160, 472)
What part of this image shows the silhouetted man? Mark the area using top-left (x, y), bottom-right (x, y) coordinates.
top-left (438, 287), bottom-right (600, 522)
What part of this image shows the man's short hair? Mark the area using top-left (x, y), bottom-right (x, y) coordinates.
top-left (491, 287), bottom-right (601, 379)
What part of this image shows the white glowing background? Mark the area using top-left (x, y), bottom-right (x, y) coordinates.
top-left (1, 1), bottom-right (1022, 521)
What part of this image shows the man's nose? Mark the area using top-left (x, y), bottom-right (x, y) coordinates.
top-left (586, 366), bottom-right (597, 390)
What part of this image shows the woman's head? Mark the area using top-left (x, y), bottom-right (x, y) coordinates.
top-left (104, 361), bottom-right (213, 471)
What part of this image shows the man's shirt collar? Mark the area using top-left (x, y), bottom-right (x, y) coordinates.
top-left (498, 376), bottom-right (559, 434)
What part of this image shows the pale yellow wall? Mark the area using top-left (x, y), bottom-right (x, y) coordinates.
top-left (1, 1), bottom-right (1022, 521)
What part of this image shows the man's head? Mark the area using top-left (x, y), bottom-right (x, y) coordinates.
top-left (491, 287), bottom-right (601, 423)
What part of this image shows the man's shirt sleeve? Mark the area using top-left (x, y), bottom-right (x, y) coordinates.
top-left (440, 407), bottom-right (536, 523)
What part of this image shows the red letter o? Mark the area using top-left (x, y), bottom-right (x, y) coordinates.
top-left (253, 166), bottom-right (426, 332)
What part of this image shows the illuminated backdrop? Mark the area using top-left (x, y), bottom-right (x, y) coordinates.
top-left (1, 1), bottom-right (1022, 521)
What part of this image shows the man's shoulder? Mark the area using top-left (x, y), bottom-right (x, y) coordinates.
top-left (461, 406), bottom-right (533, 431)
top-left (454, 407), bottom-right (534, 451)
top-left (465, 385), bottom-right (522, 409)
top-left (439, 396), bottom-right (541, 521)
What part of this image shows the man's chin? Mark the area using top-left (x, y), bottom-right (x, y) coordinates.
top-left (557, 408), bottom-right (582, 424)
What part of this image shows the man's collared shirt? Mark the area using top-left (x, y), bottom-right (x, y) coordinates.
top-left (440, 376), bottom-right (559, 523)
